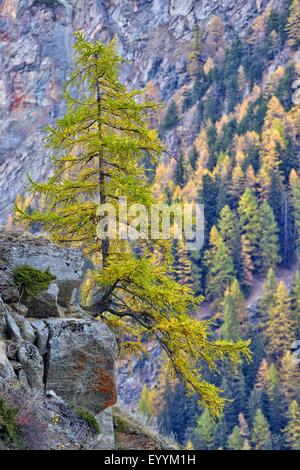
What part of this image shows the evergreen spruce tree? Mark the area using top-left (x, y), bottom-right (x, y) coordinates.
top-left (16, 34), bottom-right (250, 416)
top-left (226, 279), bottom-right (248, 335)
top-left (260, 268), bottom-right (277, 319)
top-left (218, 205), bottom-right (241, 275)
top-left (258, 201), bottom-right (281, 274)
top-left (199, 172), bottom-right (217, 245)
top-left (227, 425), bottom-right (244, 450)
top-left (204, 226), bottom-right (235, 301)
top-left (163, 100), bottom-right (178, 129)
top-left (252, 409), bottom-right (272, 450)
top-left (290, 270), bottom-right (300, 335)
top-left (266, 363), bottom-right (285, 435)
top-left (286, 0), bottom-right (300, 48)
top-left (240, 234), bottom-right (254, 288)
top-left (284, 400), bottom-right (300, 450)
top-left (194, 408), bottom-right (217, 450)
top-left (290, 169), bottom-right (300, 262)
top-left (265, 281), bottom-right (295, 363)
top-left (173, 240), bottom-right (193, 288)
top-left (238, 189), bottom-right (261, 270)
top-left (280, 351), bottom-right (300, 405)
top-left (221, 289), bottom-right (240, 341)
top-left (174, 153), bottom-right (186, 188)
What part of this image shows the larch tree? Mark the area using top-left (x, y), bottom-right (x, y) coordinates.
top-left (138, 384), bottom-right (156, 418)
top-left (16, 34), bottom-right (250, 416)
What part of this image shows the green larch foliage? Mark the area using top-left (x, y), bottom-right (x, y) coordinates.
top-left (16, 33), bottom-right (250, 417)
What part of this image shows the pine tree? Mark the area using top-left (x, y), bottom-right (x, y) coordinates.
top-left (227, 425), bottom-right (244, 450)
top-left (252, 409), bottom-right (272, 450)
top-left (284, 400), bottom-right (300, 450)
top-left (286, 0), bottom-right (300, 48)
top-left (16, 34), bottom-right (250, 416)
top-left (258, 201), bottom-right (281, 274)
top-left (265, 281), bottom-right (295, 363)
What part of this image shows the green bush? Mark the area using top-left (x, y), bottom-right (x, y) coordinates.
top-left (76, 408), bottom-right (100, 434)
top-left (13, 264), bottom-right (56, 299)
top-left (0, 395), bottom-right (20, 445)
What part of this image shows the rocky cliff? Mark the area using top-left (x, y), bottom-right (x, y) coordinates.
top-left (0, 0), bottom-right (277, 222)
top-left (0, 227), bottom-right (175, 449)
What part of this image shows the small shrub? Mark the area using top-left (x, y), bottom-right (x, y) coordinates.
top-left (0, 395), bottom-right (21, 445)
top-left (13, 264), bottom-right (56, 299)
top-left (76, 408), bottom-right (100, 435)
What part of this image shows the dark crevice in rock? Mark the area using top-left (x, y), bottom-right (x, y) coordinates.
top-left (42, 322), bottom-right (52, 391)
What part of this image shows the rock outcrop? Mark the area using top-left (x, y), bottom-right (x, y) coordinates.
top-left (0, 227), bottom-right (117, 449)
top-left (0, 0), bottom-right (277, 222)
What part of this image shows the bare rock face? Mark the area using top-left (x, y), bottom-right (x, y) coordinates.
top-left (0, 0), bottom-right (274, 222)
top-left (45, 318), bottom-right (117, 414)
top-left (0, 227), bottom-right (84, 316)
top-left (0, 228), bottom-right (118, 448)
